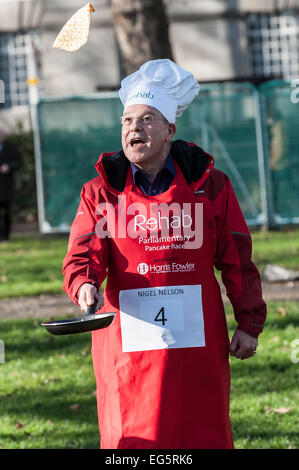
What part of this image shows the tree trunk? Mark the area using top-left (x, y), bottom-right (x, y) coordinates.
top-left (111, 0), bottom-right (174, 78)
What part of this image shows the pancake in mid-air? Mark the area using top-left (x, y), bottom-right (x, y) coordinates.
top-left (52, 3), bottom-right (95, 52)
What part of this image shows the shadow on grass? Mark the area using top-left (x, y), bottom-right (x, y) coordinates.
top-left (262, 316), bottom-right (299, 330)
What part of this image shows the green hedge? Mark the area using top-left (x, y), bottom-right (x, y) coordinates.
top-left (6, 126), bottom-right (37, 222)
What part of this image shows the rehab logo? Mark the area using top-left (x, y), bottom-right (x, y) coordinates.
top-left (127, 90), bottom-right (154, 101)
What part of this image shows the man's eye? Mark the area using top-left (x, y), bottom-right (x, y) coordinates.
top-left (124, 117), bottom-right (132, 125)
top-left (142, 116), bottom-right (152, 123)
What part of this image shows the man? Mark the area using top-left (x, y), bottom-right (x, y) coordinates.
top-left (62, 59), bottom-right (267, 449)
top-left (0, 129), bottom-right (22, 241)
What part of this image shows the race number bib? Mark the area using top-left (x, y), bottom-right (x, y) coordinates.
top-left (119, 285), bottom-right (205, 352)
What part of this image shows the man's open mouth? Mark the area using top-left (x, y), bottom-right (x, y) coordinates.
top-left (130, 138), bottom-right (146, 147)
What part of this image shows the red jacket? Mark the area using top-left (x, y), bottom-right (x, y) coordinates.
top-left (62, 140), bottom-right (266, 449)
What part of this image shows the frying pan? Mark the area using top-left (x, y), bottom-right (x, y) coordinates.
top-left (41, 303), bottom-right (116, 335)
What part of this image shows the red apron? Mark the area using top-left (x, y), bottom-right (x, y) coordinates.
top-left (91, 161), bottom-right (234, 449)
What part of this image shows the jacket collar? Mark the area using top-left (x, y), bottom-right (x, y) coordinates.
top-left (95, 140), bottom-right (214, 194)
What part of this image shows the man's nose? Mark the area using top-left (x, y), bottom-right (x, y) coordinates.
top-left (129, 117), bottom-right (142, 130)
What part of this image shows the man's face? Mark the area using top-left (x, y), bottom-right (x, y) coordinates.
top-left (121, 104), bottom-right (176, 168)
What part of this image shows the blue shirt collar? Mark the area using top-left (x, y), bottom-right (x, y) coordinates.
top-left (130, 153), bottom-right (175, 181)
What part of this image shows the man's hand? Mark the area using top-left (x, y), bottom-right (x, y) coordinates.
top-left (229, 329), bottom-right (258, 360)
top-left (78, 283), bottom-right (104, 313)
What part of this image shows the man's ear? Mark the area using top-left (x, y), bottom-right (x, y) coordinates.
top-left (167, 123), bottom-right (176, 141)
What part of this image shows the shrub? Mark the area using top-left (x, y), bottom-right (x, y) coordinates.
top-left (7, 123), bottom-right (37, 222)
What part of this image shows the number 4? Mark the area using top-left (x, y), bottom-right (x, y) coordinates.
top-left (155, 307), bottom-right (167, 326)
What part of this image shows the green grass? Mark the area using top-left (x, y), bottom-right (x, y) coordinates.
top-left (0, 319), bottom-right (99, 449)
top-left (227, 301), bottom-right (299, 449)
top-left (0, 302), bottom-right (298, 449)
top-left (250, 228), bottom-right (299, 272)
top-left (1, 228), bottom-right (299, 299)
top-left (0, 236), bottom-right (68, 298)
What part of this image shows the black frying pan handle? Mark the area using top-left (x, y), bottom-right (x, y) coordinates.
top-left (86, 303), bottom-right (97, 317)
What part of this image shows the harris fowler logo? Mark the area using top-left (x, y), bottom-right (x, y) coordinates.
top-left (137, 261), bottom-right (196, 275)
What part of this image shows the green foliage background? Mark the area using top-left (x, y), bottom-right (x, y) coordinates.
top-left (7, 125), bottom-right (37, 222)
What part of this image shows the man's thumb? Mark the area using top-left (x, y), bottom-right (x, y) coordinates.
top-left (229, 333), bottom-right (239, 354)
top-left (86, 287), bottom-right (96, 306)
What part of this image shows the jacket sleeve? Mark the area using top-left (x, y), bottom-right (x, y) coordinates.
top-left (213, 174), bottom-right (267, 338)
top-left (62, 183), bottom-right (109, 304)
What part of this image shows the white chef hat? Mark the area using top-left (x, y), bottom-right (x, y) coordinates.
top-left (119, 59), bottom-right (200, 124)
